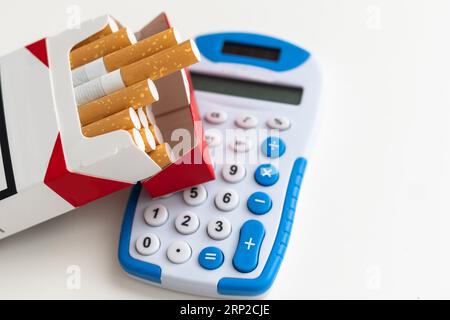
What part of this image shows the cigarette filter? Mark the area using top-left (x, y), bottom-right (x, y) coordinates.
top-left (70, 28), bottom-right (137, 70)
top-left (139, 128), bottom-right (157, 153)
top-left (78, 79), bottom-right (158, 126)
top-left (72, 28), bottom-right (180, 86)
top-left (144, 105), bottom-right (157, 127)
top-left (137, 106), bottom-right (156, 128)
top-left (149, 143), bottom-right (175, 168)
top-left (149, 124), bottom-right (164, 145)
top-left (73, 17), bottom-right (120, 49)
top-left (121, 39), bottom-right (201, 85)
top-left (74, 39), bottom-right (200, 105)
top-left (128, 128), bottom-right (146, 152)
top-left (82, 108), bottom-right (141, 137)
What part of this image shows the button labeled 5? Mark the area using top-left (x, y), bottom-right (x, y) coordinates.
top-left (183, 186), bottom-right (208, 206)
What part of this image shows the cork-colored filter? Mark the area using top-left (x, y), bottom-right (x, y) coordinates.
top-left (149, 125), bottom-right (164, 145)
top-left (149, 143), bottom-right (175, 168)
top-left (103, 28), bottom-right (180, 72)
top-left (120, 39), bottom-right (200, 85)
top-left (139, 128), bottom-right (157, 153)
top-left (72, 18), bottom-right (119, 50)
top-left (78, 79), bottom-right (159, 126)
top-left (82, 108), bottom-right (141, 137)
top-left (70, 28), bottom-right (136, 69)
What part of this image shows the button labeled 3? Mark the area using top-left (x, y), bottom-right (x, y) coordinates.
top-left (207, 217), bottom-right (232, 240)
top-left (233, 220), bottom-right (265, 273)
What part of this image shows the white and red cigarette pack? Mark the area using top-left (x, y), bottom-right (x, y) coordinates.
top-left (0, 13), bottom-right (215, 239)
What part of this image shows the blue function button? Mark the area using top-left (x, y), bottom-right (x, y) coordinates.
top-left (199, 247), bottom-right (224, 270)
top-left (262, 136), bottom-right (286, 158)
top-left (255, 164), bottom-right (280, 187)
top-left (233, 220), bottom-right (266, 273)
top-left (247, 192), bottom-right (273, 215)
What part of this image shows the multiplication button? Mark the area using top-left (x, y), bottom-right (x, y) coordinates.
top-left (207, 218), bottom-right (232, 240)
top-left (135, 233), bottom-right (160, 256)
top-left (167, 241), bottom-right (192, 264)
top-left (215, 189), bottom-right (240, 212)
top-left (144, 204), bottom-right (169, 227)
top-left (183, 186), bottom-right (208, 206)
top-left (254, 164), bottom-right (279, 187)
top-left (222, 163), bottom-right (246, 183)
top-left (175, 212), bottom-right (200, 235)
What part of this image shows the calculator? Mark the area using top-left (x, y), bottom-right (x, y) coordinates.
top-left (118, 32), bottom-right (322, 298)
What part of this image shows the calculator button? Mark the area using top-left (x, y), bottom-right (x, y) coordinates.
top-left (267, 117), bottom-right (291, 131)
top-left (230, 136), bottom-right (253, 153)
top-left (235, 115), bottom-right (258, 129)
top-left (247, 192), bottom-right (273, 215)
top-left (175, 212), bottom-right (200, 235)
top-left (233, 220), bottom-right (265, 273)
top-left (144, 204), bottom-right (169, 227)
top-left (135, 233), bottom-right (160, 256)
top-left (215, 189), bottom-right (240, 212)
top-left (262, 136), bottom-right (286, 158)
top-left (199, 247), bottom-right (224, 270)
top-left (183, 186), bottom-right (208, 206)
top-left (254, 164), bottom-right (280, 187)
top-left (222, 164), bottom-right (246, 183)
top-left (205, 111), bottom-right (228, 124)
top-left (207, 218), bottom-right (232, 240)
top-left (205, 130), bottom-right (222, 148)
top-left (167, 241), bottom-right (192, 264)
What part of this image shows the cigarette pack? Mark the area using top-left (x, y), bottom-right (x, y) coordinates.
top-left (0, 13), bottom-right (215, 239)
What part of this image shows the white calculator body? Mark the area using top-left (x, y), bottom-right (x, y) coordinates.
top-left (118, 32), bottom-right (322, 298)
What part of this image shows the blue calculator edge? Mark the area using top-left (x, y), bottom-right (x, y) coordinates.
top-left (118, 32), bottom-right (319, 297)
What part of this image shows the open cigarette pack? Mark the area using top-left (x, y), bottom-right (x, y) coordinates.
top-left (0, 13), bottom-right (215, 239)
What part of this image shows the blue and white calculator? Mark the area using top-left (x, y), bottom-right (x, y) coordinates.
top-left (118, 32), bottom-right (322, 298)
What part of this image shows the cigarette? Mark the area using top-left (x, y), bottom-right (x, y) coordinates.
top-left (70, 28), bottom-right (137, 70)
top-left (74, 39), bottom-right (200, 105)
top-left (81, 108), bottom-right (141, 137)
top-left (72, 17), bottom-right (120, 50)
top-left (128, 128), bottom-right (146, 152)
top-left (78, 79), bottom-right (158, 126)
top-left (72, 28), bottom-right (180, 86)
top-left (137, 106), bottom-right (156, 128)
top-left (149, 143), bottom-right (175, 168)
top-left (149, 124), bottom-right (164, 145)
top-left (139, 128), bottom-right (157, 153)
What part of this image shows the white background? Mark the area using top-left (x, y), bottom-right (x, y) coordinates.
top-left (1, 0), bottom-right (450, 299)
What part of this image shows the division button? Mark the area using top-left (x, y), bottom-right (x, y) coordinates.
top-left (167, 241), bottom-right (192, 264)
top-left (135, 233), bottom-right (160, 256)
top-left (247, 192), bottom-right (273, 215)
top-left (144, 204), bottom-right (169, 227)
top-left (175, 212), bottom-right (200, 235)
top-left (262, 136), bottom-right (286, 158)
top-left (254, 164), bottom-right (280, 187)
top-left (233, 220), bottom-right (265, 273)
top-left (198, 247), bottom-right (224, 270)
top-left (207, 218), bottom-right (232, 241)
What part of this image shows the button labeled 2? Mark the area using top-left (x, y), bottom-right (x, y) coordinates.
top-left (233, 220), bottom-right (266, 273)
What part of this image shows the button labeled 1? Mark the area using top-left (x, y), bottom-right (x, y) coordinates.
top-left (233, 220), bottom-right (265, 273)
top-left (144, 204), bottom-right (169, 227)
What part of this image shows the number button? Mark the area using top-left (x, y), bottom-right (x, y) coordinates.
top-left (205, 111), bottom-right (228, 124)
top-left (235, 115), bottom-right (258, 129)
top-left (222, 163), bottom-right (246, 183)
top-left (183, 186), bottom-right (208, 206)
top-left (247, 192), bottom-right (273, 215)
top-left (167, 241), bottom-right (192, 264)
top-left (144, 204), bottom-right (169, 227)
top-left (135, 233), bottom-right (160, 256)
top-left (175, 212), bottom-right (200, 235)
top-left (267, 117), bottom-right (291, 131)
top-left (230, 136), bottom-right (253, 153)
top-left (207, 218), bottom-right (232, 240)
top-left (199, 247), bottom-right (224, 270)
top-left (215, 189), bottom-right (240, 212)
top-left (205, 129), bottom-right (222, 148)
top-left (262, 136), bottom-right (286, 158)
top-left (254, 164), bottom-right (280, 187)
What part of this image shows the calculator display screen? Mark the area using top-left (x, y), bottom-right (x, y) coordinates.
top-left (190, 73), bottom-right (303, 105)
top-left (222, 41), bottom-right (281, 61)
